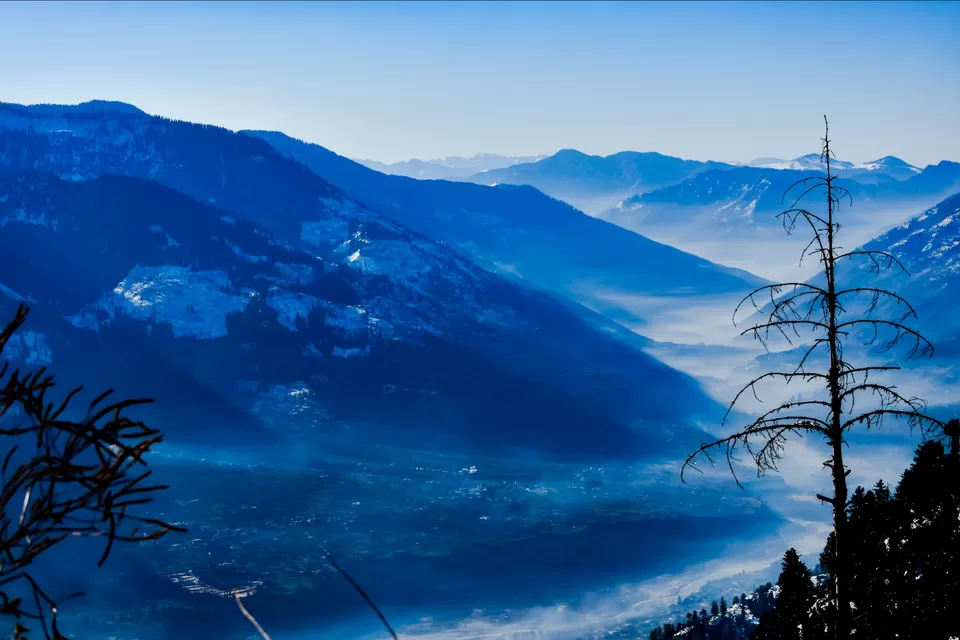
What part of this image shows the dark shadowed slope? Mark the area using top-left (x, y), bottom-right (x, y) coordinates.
top-left (241, 130), bottom-right (765, 316)
top-left (0, 166), bottom-right (718, 461)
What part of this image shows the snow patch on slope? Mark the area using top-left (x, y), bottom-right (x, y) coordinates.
top-left (266, 290), bottom-right (322, 332)
top-left (273, 262), bottom-right (316, 286)
top-left (1, 330), bottom-right (52, 365)
top-left (332, 345), bottom-right (371, 359)
top-left (148, 224), bottom-right (182, 247)
top-left (66, 265), bottom-right (249, 339)
top-left (225, 239), bottom-right (268, 263)
top-left (0, 281), bottom-right (26, 302)
top-left (1, 206), bottom-right (59, 231)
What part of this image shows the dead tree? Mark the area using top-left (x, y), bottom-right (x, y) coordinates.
top-left (681, 117), bottom-right (940, 638)
top-left (0, 304), bottom-right (184, 639)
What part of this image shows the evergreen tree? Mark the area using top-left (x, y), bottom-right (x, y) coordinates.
top-left (847, 480), bottom-right (897, 639)
top-left (893, 439), bottom-right (960, 638)
top-left (752, 613), bottom-right (775, 640)
top-left (711, 600), bottom-right (719, 617)
top-left (650, 429), bottom-right (960, 640)
top-left (753, 549), bottom-right (813, 640)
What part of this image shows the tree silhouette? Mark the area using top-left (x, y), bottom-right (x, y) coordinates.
top-left (846, 481), bottom-right (897, 639)
top-left (0, 304), bottom-right (184, 639)
top-left (681, 117), bottom-right (940, 638)
top-left (752, 549), bottom-right (814, 640)
top-left (893, 438), bottom-right (960, 637)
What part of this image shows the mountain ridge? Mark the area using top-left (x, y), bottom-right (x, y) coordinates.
top-left (353, 153), bottom-right (545, 180)
top-left (0, 104), bottom-right (729, 460)
top-left (456, 148), bottom-right (736, 214)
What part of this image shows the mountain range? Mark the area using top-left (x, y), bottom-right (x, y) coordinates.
top-left (837, 191), bottom-right (960, 360)
top-left (603, 162), bottom-right (960, 232)
top-left (442, 150), bottom-right (931, 218)
top-left (596, 161), bottom-right (960, 279)
top-left (2, 98), bottom-right (959, 640)
top-left (242, 130), bottom-right (764, 325)
top-left (0, 99), bottom-right (793, 640)
top-left (0, 100), bottom-right (737, 461)
top-left (747, 154), bottom-right (923, 183)
top-left (454, 149), bottom-right (735, 214)
top-left (354, 153), bottom-right (546, 180)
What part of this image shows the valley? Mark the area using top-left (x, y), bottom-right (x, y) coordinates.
top-left (0, 97), bottom-right (956, 639)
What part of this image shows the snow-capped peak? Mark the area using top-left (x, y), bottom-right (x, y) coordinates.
top-left (751, 153), bottom-right (855, 172)
top-left (858, 156), bottom-right (920, 172)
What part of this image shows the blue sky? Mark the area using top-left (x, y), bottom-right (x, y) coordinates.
top-left (1, 1), bottom-right (957, 165)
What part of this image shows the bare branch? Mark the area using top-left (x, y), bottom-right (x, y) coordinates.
top-left (235, 594), bottom-right (273, 640)
top-left (836, 319), bottom-right (935, 359)
top-left (0, 304), bottom-right (184, 638)
top-left (682, 421), bottom-right (825, 489)
top-left (835, 250), bottom-right (911, 276)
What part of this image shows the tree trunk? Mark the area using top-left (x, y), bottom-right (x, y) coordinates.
top-left (830, 435), bottom-right (850, 638)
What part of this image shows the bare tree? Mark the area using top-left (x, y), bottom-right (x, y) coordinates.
top-left (681, 117), bottom-right (941, 638)
top-left (0, 304), bottom-right (184, 639)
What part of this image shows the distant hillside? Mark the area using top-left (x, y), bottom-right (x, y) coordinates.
top-left (458, 148), bottom-right (734, 214)
top-left (747, 153), bottom-right (923, 184)
top-left (354, 153), bottom-right (544, 180)
top-left (243, 130), bottom-right (765, 329)
top-left (836, 191), bottom-right (960, 359)
top-left (597, 162), bottom-right (960, 279)
top-left (0, 102), bottom-right (736, 462)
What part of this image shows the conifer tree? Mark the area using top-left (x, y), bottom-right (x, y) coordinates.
top-left (753, 549), bottom-right (813, 640)
top-left (893, 439), bottom-right (960, 637)
top-left (846, 480), bottom-right (897, 639)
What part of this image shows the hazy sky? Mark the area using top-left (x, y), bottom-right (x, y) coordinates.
top-left (1, 1), bottom-right (958, 165)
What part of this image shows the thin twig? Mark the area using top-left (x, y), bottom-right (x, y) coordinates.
top-left (321, 544), bottom-right (399, 640)
top-left (235, 594), bottom-right (273, 640)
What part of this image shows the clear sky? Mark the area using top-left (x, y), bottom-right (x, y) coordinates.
top-left (1, 1), bottom-right (957, 165)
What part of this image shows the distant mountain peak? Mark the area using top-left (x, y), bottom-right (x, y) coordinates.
top-left (869, 155), bottom-right (910, 165)
top-left (860, 156), bottom-right (920, 172)
top-left (750, 154), bottom-right (854, 171)
top-left (551, 148), bottom-right (593, 159)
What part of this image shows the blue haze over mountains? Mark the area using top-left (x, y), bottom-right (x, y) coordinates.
top-left (0, 99), bottom-right (958, 639)
top-left (353, 153), bottom-right (547, 180)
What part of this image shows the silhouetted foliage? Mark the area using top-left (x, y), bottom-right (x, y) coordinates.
top-left (752, 549), bottom-right (814, 640)
top-left (681, 117), bottom-right (941, 638)
top-left (0, 304), bottom-right (184, 639)
top-left (656, 429), bottom-right (960, 639)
